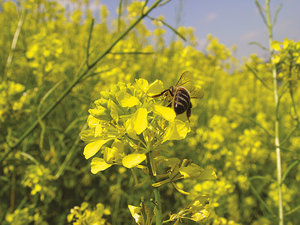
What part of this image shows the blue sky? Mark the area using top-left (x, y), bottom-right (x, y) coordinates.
top-left (99, 0), bottom-right (300, 60)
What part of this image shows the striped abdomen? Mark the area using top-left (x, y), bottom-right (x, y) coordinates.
top-left (173, 87), bottom-right (191, 115)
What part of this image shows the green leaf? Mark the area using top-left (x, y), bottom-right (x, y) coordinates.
top-left (197, 169), bottom-right (217, 180)
top-left (153, 105), bottom-right (176, 121)
top-left (116, 91), bottom-right (140, 107)
top-left (122, 153), bottom-right (146, 168)
top-left (281, 160), bottom-right (299, 185)
top-left (83, 139), bottom-right (113, 159)
top-left (179, 164), bottom-right (216, 180)
top-left (91, 157), bottom-right (112, 174)
top-left (179, 163), bottom-right (203, 179)
top-left (160, 157), bottom-right (181, 167)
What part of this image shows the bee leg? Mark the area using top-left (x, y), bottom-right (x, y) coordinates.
top-left (149, 89), bottom-right (169, 98)
top-left (167, 88), bottom-right (174, 97)
top-left (186, 102), bottom-right (192, 121)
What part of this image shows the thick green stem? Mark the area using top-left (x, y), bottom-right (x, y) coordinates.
top-left (153, 186), bottom-right (162, 224)
top-left (265, 1), bottom-right (283, 224)
top-left (146, 152), bottom-right (162, 225)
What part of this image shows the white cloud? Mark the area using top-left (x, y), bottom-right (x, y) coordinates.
top-left (205, 13), bottom-right (217, 22)
top-left (240, 31), bottom-right (259, 41)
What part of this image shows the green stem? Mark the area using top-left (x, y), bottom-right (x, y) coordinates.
top-left (245, 64), bottom-right (272, 91)
top-left (117, 0), bottom-right (123, 33)
top-left (265, 1), bottom-right (283, 224)
top-left (5, 8), bottom-right (27, 75)
top-left (0, 0), bottom-right (163, 164)
top-left (249, 181), bottom-right (276, 217)
top-left (146, 152), bottom-right (162, 225)
top-left (86, 18), bottom-right (94, 67)
top-left (54, 123), bottom-right (86, 178)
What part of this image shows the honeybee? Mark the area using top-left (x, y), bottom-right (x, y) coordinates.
top-left (150, 71), bottom-right (204, 121)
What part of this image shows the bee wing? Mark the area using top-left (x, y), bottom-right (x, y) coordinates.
top-left (189, 86), bottom-right (205, 98)
top-left (176, 71), bottom-right (205, 98)
top-left (175, 71), bottom-right (193, 87)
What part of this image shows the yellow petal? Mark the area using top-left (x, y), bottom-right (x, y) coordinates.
top-left (271, 41), bottom-right (281, 51)
top-left (88, 107), bottom-right (111, 120)
top-left (125, 118), bottom-right (139, 140)
top-left (95, 123), bottom-right (103, 137)
top-left (127, 108), bottom-right (148, 135)
top-left (107, 99), bottom-right (123, 123)
top-left (100, 91), bottom-right (112, 100)
top-left (162, 119), bottom-right (190, 142)
top-left (153, 105), bottom-right (176, 121)
top-left (91, 157), bottom-right (112, 174)
top-left (147, 79), bottom-right (164, 95)
top-left (135, 78), bottom-right (149, 93)
top-left (111, 139), bottom-right (125, 153)
top-left (122, 153), bottom-right (146, 168)
top-left (103, 147), bottom-right (119, 164)
top-left (272, 55), bottom-right (281, 64)
top-left (116, 91), bottom-right (140, 107)
top-left (87, 115), bottom-right (100, 129)
top-left (283, 38), bottom-right (291, 49)
top-left (83, 139), bottom-right (113, 159)
top-left (80, 202), bottom-right (89, 211)
top-left (80, 129), bottom-right (98, 142)
top-left (190, 210), bottom-right (209, 222)
top-left (128, 205), bottom-right (144, 224)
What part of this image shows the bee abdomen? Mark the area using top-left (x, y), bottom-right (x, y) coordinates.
top-left (174, 88), bottom-right (190, 115)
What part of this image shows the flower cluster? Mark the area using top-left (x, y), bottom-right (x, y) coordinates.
top-left (81, 78), bottom-right (193, 173)
top-left (81, 77), bottom-right (216, 223)
top-left (67, 202), bottom-right (110, 225)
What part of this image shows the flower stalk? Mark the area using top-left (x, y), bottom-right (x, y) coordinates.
top-left (265, 1), bottom-right (283, 224)
top-left (147, 152), bottom-right (162, 225)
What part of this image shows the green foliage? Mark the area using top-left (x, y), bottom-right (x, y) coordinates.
top-left (0, 0), bottom-right (300, 224)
